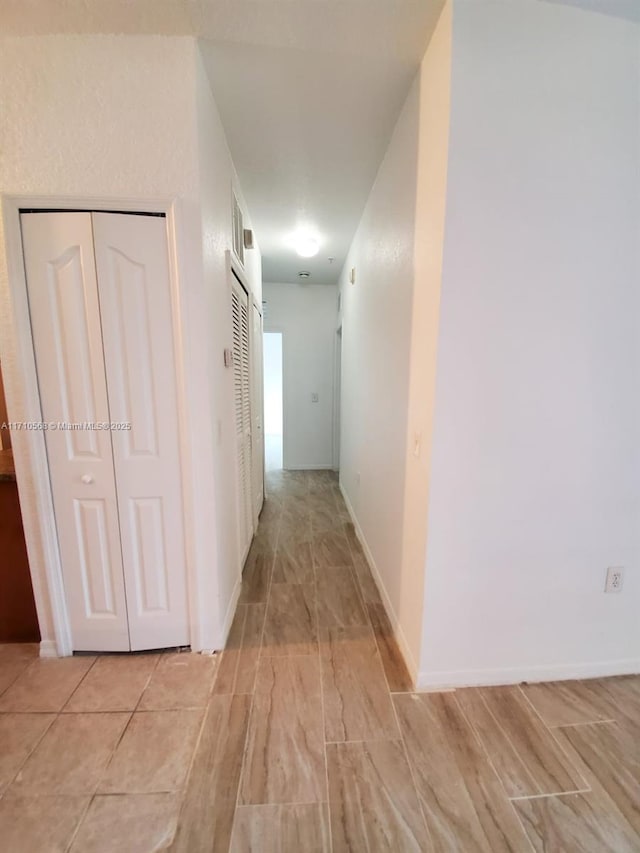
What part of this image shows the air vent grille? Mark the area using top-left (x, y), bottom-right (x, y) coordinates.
top-left (232, 193), bottom-right (245, 266)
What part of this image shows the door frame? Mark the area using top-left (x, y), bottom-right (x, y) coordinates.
top-left (0, 195), bottom-right (198, 656)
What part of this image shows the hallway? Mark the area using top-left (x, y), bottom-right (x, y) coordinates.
top-left (173, 470), bottom-right (640, 853)
top-left (0, 470), bottom-right (638, 851)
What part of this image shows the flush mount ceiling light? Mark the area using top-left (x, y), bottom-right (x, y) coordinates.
top-left (289, 230), bottom-right (320, 258)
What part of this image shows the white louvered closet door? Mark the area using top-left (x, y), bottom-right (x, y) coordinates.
top-left (251, 301), bottom-right (264, 525)
top-left (232, 276), bottom-right (253, 563)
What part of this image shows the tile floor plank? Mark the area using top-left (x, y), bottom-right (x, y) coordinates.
top-left (553, 721), bottom-right (640, 834)
top-left (321, 624), bottom-right (399, 742)
top-left (170, 694), bottom-right (252, 853)
top-left (0, 793), bottom-right (90, 853)
top-left (273, 533), bottom-right (314, 584)
top-left (327, 739), bottom-right (431, 852)
top-left (99, 709), bottom-right (203, 794)
top-left (240, 655), bottom-right (325, 805)
top-left (138, 651), bottom-right (217, 710)
top-left (64, 653), bottom-right (159, 713)
top-left (0, 713), bottom-right (56, 793)
top-left (316, 567), bottom-right (368, 628)
top-left (520, 680), bottom-right (616, 728)
top-left (70, 792), bottom-right (180, 853)
top-left (0, 643), bottom-right (39, 696)
top-left (456, 687), bottom-right (587, 798)
top-left (262, 583), bottom-right (317, 655)
top-left (239, 544), bottom-right (274, 604)
top-left (231, 803), bottom-right (330, 852)
top-left (212, 605), bottom-right (248, 695)
top-left (311, 531), bottom-right (353, 568)
top-left (513, 791), bottom-right (639, 853)
top-left (367, 603), bottom-right (413, 692)
top-left (0, 656), bottom-right (96, 712)
top-left (394, 692), bottom-right (532, 853)
top-left (235, 603), bottom-right (267, 693)
top-left (12, 712), bottom-right (129, 795)
top-left (343, 521), bottom-right (365, 557)
top-left (521, 676), bottom-right (640, 731)
top-left (350, 552), bottom-right (382, 605)
top-left (309, 505), bottom-right (339, 532)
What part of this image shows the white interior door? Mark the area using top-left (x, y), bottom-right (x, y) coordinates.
top-left (21, 212), bottom-right (130, 652)
top-left (92, 212), bottom-right (189, 651)
top-left (232, 276), bottom-right (253, 563)
top-left (251, 301), bottom-right (264, 524)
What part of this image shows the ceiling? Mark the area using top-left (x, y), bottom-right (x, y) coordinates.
top-left (0, 0), bottom-right (445, 284)
top-left (1, 1), bottom-right (637, 283)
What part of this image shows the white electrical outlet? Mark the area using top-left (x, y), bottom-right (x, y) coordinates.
top-left (355, 471), bottom-right (361, 486)
top-left (604, 567), bottom-right (624, 594)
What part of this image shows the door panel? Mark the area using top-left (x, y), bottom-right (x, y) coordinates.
top-left (251, 302), bottom-right (264, 524)
top-left (232, 280), bottom-right (253, 563)
top-left (92, 213), bottom-right (189, 650)
top-left (21, 212), bottom-right (130, 651)
top-left (74, 498), bottom-right (126, 618)
top-left (128, 496), bottom-right (169, 613)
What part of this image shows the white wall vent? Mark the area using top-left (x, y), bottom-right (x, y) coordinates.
top-left (232, 193), bottom-right (245, 266)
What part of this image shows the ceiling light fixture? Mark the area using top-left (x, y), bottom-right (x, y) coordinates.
top-left (289, 230), bottom-right (320, 258)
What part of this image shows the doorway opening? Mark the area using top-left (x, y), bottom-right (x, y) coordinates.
top-left (0, 363), bottom-right (40, 643)
top-left (333, 326), bottom-right (342, 472)
top-left (263, 332), bottom-right (283, 471)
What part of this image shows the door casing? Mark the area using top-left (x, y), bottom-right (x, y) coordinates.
top-left (0, 195), bottom-right (200, 656)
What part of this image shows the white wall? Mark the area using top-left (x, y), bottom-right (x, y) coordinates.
top-left (338, 3), bottom-right (452, 680)
top-left (0, 34), bottom-right (261, 653)
top-left (420, 0), bottom-right (640, 685)
top-left (263, 283), bottom-right (337, 470)
top-left (194, 46), bottom-right (262, 644)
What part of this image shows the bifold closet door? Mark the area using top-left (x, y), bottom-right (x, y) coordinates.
top-left (22, 211), bottom-right (189, 652)
top-left (231, 278), bottom-right (253, 562)
top-left (22, 212), bottom-right (130, 651)
top-left (92, 213), bottom-right (189, 651)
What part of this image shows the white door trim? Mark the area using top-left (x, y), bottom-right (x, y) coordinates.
top-left (0, 195), bottom-right (198, 656)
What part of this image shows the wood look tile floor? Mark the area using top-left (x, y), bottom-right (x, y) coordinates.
top-left (1, 469), bottom-right (638, 851)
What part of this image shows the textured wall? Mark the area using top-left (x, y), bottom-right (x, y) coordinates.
top-left (0, 34), bottom-right (261, 651)
top-left (0, 36), bottom-right (198, 197)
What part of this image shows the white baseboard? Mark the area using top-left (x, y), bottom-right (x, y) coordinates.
top-left (417, 658), bottom-right (640, 690)
top-left (339, 483), bottom-right (418, 686)
top-left (338, 484), bottom-right (640, 692)
top-left (220, 575), bottom-right (242, 651)
top-left (39, 639), bottom-right (59, 658)
top-left (285, 464), bottom-right (334, 471)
